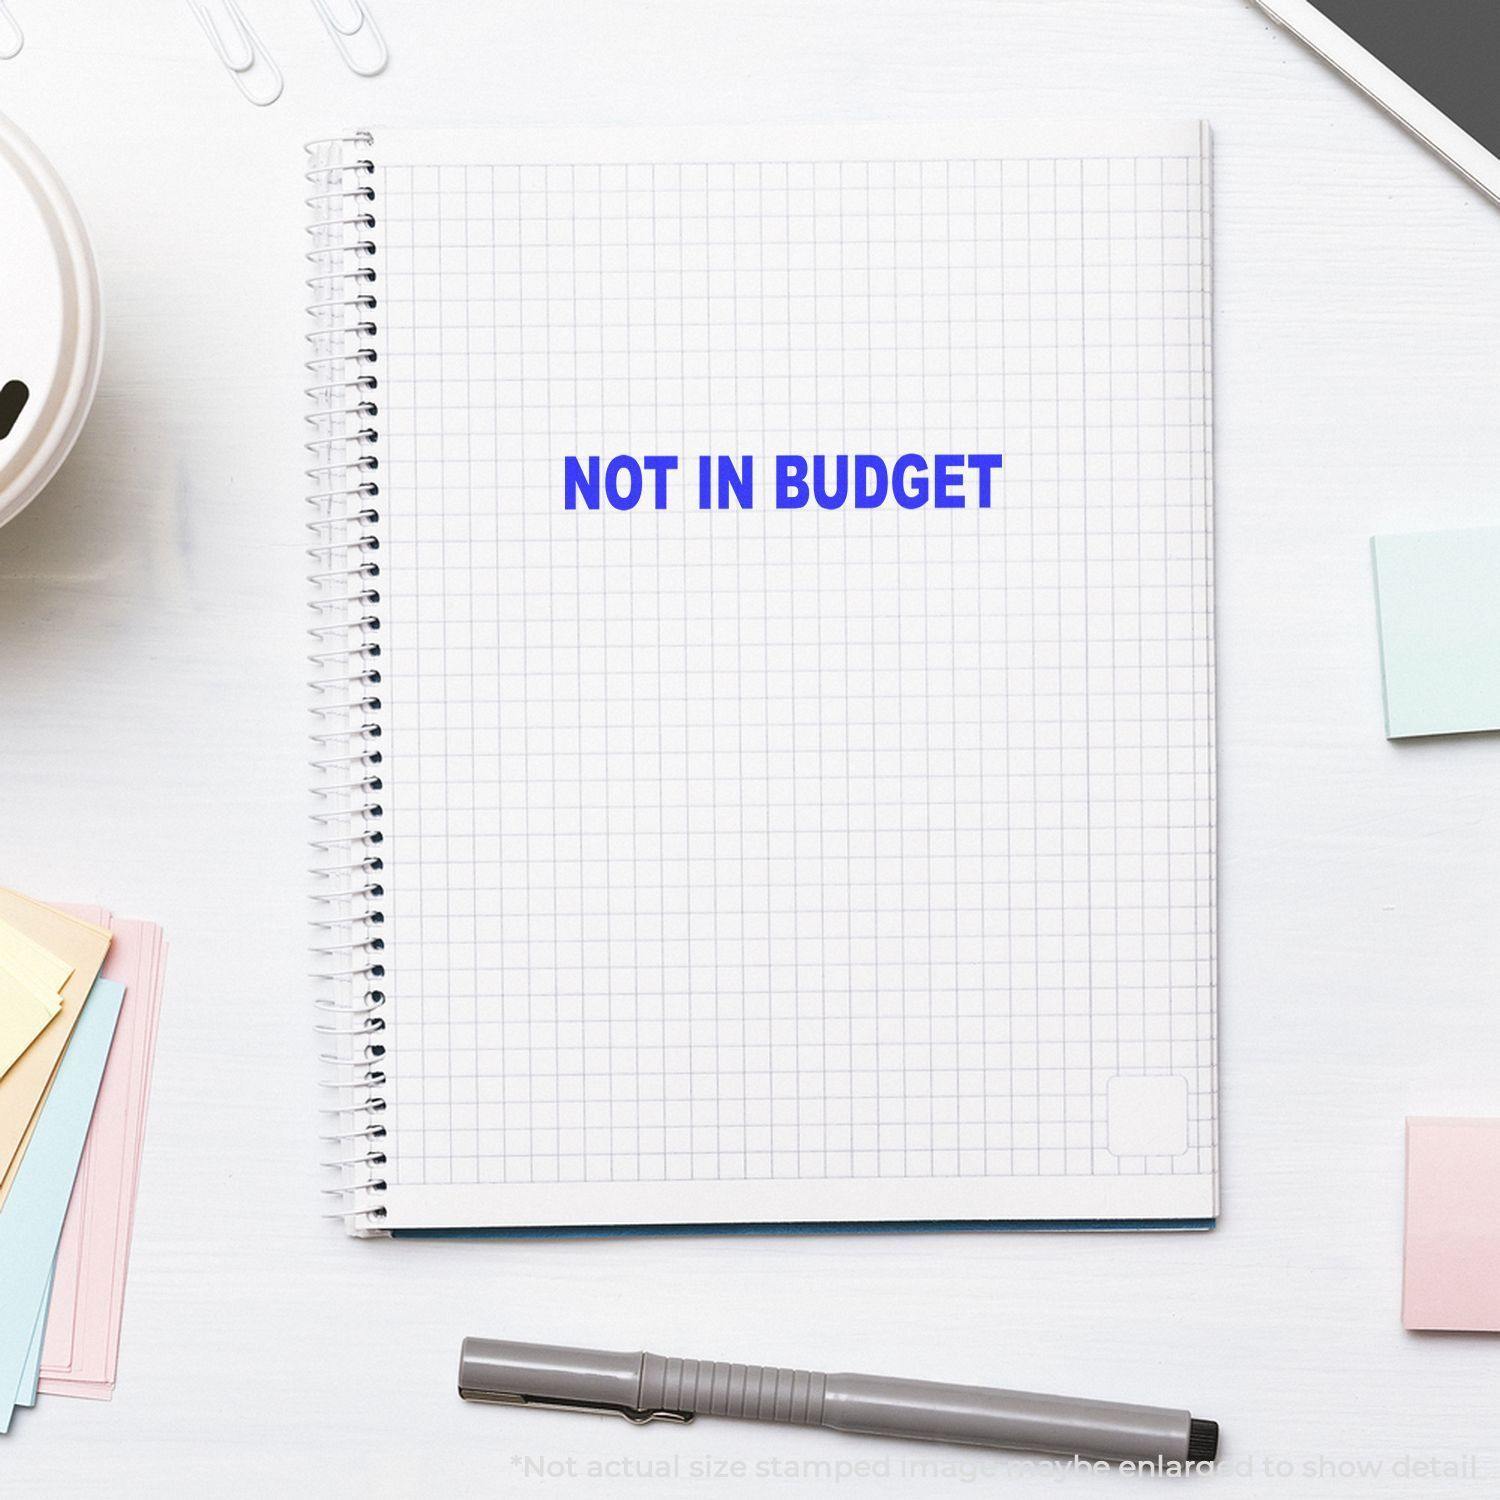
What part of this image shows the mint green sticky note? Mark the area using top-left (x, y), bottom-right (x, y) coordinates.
top-left (1371, 527), bottom-right (1500, 739)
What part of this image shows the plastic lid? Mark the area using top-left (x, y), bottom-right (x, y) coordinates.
top-left (0, 110), bottom-right (102, 529)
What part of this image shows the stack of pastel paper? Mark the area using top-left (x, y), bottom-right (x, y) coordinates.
top-left (0, 890), bottom-right (168, 1432)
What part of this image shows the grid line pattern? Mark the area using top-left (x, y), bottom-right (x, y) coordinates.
top-left (374, 153), bottom-right (1215, 1190)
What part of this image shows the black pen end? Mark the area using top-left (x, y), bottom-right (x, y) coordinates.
top-left (1187, 1418), bottom-right (1219, 1463)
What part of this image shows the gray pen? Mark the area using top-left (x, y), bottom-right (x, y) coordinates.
top-left (458, 1338), bottom-right (1219, 1467)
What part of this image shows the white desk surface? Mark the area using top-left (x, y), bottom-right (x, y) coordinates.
top-left (2, 1), bottom-right (1497, 1494)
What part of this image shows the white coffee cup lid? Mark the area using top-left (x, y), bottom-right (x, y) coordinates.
top-left (0, 111), bottom-right (102, 530)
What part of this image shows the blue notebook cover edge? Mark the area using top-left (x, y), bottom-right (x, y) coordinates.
top-left (393, 1216), bottom-right (1216, 1240)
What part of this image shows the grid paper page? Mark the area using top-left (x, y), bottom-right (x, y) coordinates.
top-left (371, 124), bottom-right (1215, 1230)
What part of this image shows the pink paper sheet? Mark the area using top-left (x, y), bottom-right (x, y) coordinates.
top-left (1403, 1117), bottom-right (1500, 1333)
top-left (37, 913), bottom-right (167, 1398)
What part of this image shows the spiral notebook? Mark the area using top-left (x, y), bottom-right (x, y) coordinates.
top-left (307, 123), bottom-right (1217, 1237)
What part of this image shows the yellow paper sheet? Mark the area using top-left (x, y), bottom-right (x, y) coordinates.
top-left (0, 914), bottom-right (76, 995)
top-left (0, 890), bottom-right (111, 1206)
top-left (0, 966), bottom-right (62, 1080)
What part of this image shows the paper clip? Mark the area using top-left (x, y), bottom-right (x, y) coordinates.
top-left (0, 3), bottom-right (23, 60)
top-left (311, 0), bottom-right (388, 77)
top-left (189, 0), bottom-right (284, 106)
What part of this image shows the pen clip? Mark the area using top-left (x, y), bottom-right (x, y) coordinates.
top-left (459, 1387), bottom-right (694, 1426)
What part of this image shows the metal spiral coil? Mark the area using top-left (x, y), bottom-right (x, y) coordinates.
top-left (306, 131), bottom-right (388, 1234)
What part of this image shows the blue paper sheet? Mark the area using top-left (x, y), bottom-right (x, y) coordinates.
top-left (1372, 527), bottom-right (1500, 737)
top-left (0, 978), bottom-right (124, 1432)
top-left (14, 1264), bottom-right (53, 1408)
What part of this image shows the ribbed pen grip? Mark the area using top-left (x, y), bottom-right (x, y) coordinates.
top-left (640, 1356), bottom-right (827, 1425)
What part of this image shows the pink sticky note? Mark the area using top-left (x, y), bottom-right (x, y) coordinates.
top-left (1403, 1117), bottom-right (1500, 1332)
top-left (38, 913), bottom-right (167, 1397)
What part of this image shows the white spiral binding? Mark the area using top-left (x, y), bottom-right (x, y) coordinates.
top-left (306, 132), bottom-right (388, 1234)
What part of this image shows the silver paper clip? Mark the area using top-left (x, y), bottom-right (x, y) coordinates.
top-left (311, 0), bottom-right (388, 77)
top-left (189, 0), bottom-right (284, 106)
top-left (0, 3), bottom-right (23, 60)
